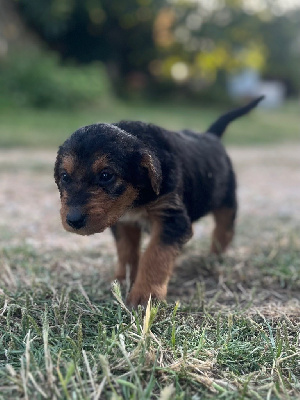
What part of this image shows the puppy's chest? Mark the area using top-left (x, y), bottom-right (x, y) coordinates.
top-left (119, 208), bottom-right (150, 231)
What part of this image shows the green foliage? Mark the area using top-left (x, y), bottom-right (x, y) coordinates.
top-left (14, 0), bottom-right (300, 99)
top-left (158, 1), bottom-right (300, 97)
top-left (16, 0), bottom-right (162, 97)
top-left (0, 49), bottom-right (109, 109)
top-left (260, 10), bottom-right (300, 95)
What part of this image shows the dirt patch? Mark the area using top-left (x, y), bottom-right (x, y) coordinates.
top-left (1, 144), bottom-right (299, 251)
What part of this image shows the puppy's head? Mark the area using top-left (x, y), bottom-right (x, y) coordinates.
top-left (54, 123), bottom-right (162, 235)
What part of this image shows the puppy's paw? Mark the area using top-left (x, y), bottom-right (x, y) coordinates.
top-left (114, 272), bottom-right (126, 283)
top-left (126, 284), bottom-right (167, 308)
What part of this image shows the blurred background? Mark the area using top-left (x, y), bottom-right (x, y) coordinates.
top-left (0, 3), bottom-right (300, 397)
top-left (0, 0), bottom-right (299, 148)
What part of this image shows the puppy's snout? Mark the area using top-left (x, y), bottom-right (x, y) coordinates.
top-left (66, 208), bottom-right (86, 230)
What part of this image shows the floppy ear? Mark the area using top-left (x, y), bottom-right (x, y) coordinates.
top-left (54, 153), bottom-right (61, 187)
top-left (141, 151), bottom-right (162, 195)
top-left (54, 152), bottom-right (63, 195)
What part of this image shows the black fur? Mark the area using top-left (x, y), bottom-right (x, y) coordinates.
top-left (206, 95), bottom-right (264, 137)
top-left (55, 97), bottom-right (263, 248)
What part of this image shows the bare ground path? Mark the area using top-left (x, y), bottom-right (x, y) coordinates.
top-left (0, 145), bottom-right (300, 315)
top-left (1, 145), bottom-right (299, 248)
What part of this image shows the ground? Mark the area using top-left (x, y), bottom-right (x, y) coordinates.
top-left (1, 144), bottom-right (300, 311)
top-left (0, 144), bottom-right (299, 399)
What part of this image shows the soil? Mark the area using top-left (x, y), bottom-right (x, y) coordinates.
top-left (1, 145), bottom-right (299, 250)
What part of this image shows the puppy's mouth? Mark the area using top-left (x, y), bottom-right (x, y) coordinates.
top-left (64, 217), bottom-right (110, 236)
top-left (61, 208), bottom-right (110, 236)
top-left (62, 218), bottom-right (108, 236)
top-left (64, 224), bottom-right (106, 236)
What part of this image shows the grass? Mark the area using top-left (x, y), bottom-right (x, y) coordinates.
top-left (0, 229), bottom-right (299, 399)
top-left (0, 98), bottom-right (299, 398)
top-left (0, 99), bottom-right (298, 148)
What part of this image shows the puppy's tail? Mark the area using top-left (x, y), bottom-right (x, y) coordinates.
top-left (206, 96), bottom-right (265, 138)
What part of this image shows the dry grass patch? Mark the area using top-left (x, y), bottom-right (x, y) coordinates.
top-left (0, 145), bottom-right (299, 398)
top-left (0, 229), bottom-right (299, 399)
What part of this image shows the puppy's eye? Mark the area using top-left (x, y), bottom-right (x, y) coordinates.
top-left (61, 172), bottom-right (71, 183)
top-left (98, 169), bottom-right (115, 185)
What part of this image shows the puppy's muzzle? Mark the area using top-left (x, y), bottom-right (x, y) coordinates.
top-left (66, 208), bottom-right (87, 230)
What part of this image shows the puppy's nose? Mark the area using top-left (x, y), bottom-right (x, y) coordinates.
top-left (66, 208), bottom-right (86, 230)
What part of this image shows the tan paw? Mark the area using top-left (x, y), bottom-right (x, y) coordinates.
top-left (126, 284), bottom-right (167, 308)
top-left (113, 272), bottom-right (126, 284)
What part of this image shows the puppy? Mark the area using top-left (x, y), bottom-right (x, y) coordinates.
top-left (54, 96), bottom-right (264, 307)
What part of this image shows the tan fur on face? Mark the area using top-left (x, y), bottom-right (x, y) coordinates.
top-left (61, 155), bottom-right (75, 175)
top-left (60, 183), bottom-right (138, 235)
top-left (92, 155), bottom-right (109, 173)
top-left (60, 190), bottom-right (70, 232)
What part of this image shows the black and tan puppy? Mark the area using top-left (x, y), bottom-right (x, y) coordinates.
top-left (54, 96), bottom-right (264, 307)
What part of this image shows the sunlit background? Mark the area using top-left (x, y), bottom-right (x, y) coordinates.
top-left (0, 4), bottom-right (300, 397)
top-left (0, 0), bottom-right (299, 131)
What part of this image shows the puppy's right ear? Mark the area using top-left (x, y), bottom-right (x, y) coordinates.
top-left (140, 151), bottom-right (162, 195)
top-left (54, 153), bottom-right (62, 189)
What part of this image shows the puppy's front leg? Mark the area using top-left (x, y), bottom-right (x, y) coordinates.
top-left (126, 220), bottom-right (178, 307)
top-left (126, 210), bottom-right (192, 307)
top-left (111, 223), bottom-right (141, 284)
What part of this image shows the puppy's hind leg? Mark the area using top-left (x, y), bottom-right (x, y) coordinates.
top-left (210, 207), bottom-right (237, 255)
top-left (111, 223), bottom-right (141, 284)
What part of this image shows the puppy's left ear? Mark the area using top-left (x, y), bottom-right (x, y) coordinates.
top-left (141, 151), bottom-right (162, 195)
